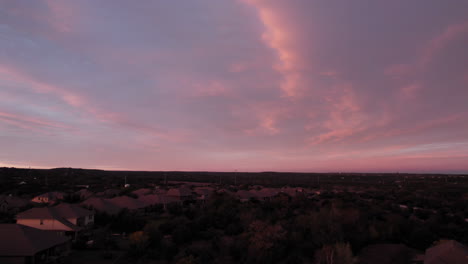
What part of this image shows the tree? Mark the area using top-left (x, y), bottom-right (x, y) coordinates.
top-left (128, 231), bottom-right (149, 256)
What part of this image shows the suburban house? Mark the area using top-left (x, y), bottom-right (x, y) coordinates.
top-left (107, 195), bottom-right (146, 210)
top-left (0, 195), bottom-right (29, 214)
top-left (424, 240), bottom-right (468, 264)
top-left (75, 189), bottom-right (94, 200)
top-left (16, 203), bottom-right (94, 239)
top-left (0, 224), bottom-right (70, 264)
top-left (95, 189), bottom-right (120, 198)
top-left (31, 192), bottom-right (65, 205)
top-left (236, 190), bottom-right (258, 202)
top-left (167, 187), bottom-right (193, 201)
top-left (81, 197), bottom-right (122, 215)
top-left (193, 187), bottom-right (215, 203)
top-left (131, 188), bottom-right (153, 197)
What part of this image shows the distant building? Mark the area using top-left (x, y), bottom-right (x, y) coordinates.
top-left (167, 187), bottom-right (193, 201)
top-left (31, 192), bottom-right (65, 205)
top-left (16, 203), bottom-right (94, 239)
top-left (107, 196), bottom-right (146, 210)
top-left (95, 189), bottom-right (120, 198)
top-left (131, 188), bottom-right (153, 197)
top-left (0, 224), bottom-right (70, 264)
top-left (75, 189), bottom-right (94, 200)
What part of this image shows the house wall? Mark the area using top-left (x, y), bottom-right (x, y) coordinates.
top-left (64, 214), bottom-right (94, 226)
top-left (85, 214), bottom-right (94, 226)
top-left (16, 219), bottom-right (72, 232)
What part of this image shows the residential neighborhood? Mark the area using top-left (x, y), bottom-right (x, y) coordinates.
top-left (0, 168), bottom-right (467, 263)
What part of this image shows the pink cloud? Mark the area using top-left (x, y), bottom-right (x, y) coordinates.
top-left (308, 86), bottom-right (369, 144)
top-left (420, 21), bottom-right (468, 67)
top-left (242, 0), bottom-right (307, 98)
top-left (0, 110), bottom-right (70, 133)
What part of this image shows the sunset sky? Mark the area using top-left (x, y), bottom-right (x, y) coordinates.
top-left (1, 0), bottom-right (468, 172)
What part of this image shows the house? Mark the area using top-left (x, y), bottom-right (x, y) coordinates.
top-left (0, 195), bottom-right (29, 214)
top-left (236, 190), bottom-right (258, 202)
top-left (75, 189), bottom-right (94, 200)
top-left (280, 186), bottom-right (304, 197)
top-left (16, 203), bottom-right (94, 239)
top-left (107, 195), bottom-right (146, 210)
top-left (167, 187), bottom-right (193, 201)
top-left (253, 188), bottom-right (279, 201)
top-left (138, 194), bottom-right (162, 207)
top-left (0, 224), bottom-right (70, 264)
top-left (424, 240), bottom-right (468, 264)
top-left (81, 197), bottom-right (122, 215)
top-left (131, 188), bottom-right (153, 197)
top-left (31, 192), bottom-right (65, 205)
top-left (193, 187), bottom-right (215, 203)
top-left (95, 189), bottom-right (121, 198)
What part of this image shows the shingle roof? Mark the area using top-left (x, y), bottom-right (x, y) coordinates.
top-left (131, 188), bottom-right (153, 197)
top-left (107, 196), bottom-right (146, 210)
top-left (16, 207), bottom-right (81, 231)
top-left (81, 197), bottom-right (122, 215)
top-left (17, 207), bottom-right (58, 219)
top-left (32, 192), bottom-right (65, 201)
top-left (167, 187), bottom-right (192, 197)
top-left (138, 194), bottom-right (162, 206)
top-left (425, 240), bottom-right (468, 264)
top-left (17, 204), bottom-right (92, 220)
top-left (0, 224), bottom-right (69, 256)
top-left (53, 203), bottom-right (93, 218)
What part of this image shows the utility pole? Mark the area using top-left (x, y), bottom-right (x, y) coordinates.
top-left (234, 170), bottom-right (237, 186)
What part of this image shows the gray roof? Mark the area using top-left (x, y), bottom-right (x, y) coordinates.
top-left (0, 224), bottom-right (69, 256)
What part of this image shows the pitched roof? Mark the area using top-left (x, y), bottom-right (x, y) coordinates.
top-left (32, 192), bottom-right (65, 201)
top-left (131, 188), bottom-right (153, 197)
top-left (17, 207), bottom-right (58, 219)
top-left (236, 190), bottom-right (257, 200)
top-left (254, 188), bottom-right (279, 198)
top-left (108, 196), bottom-right (146, 210)
top-left (75, 189), bottom-right (94, 199)
top-left (138, 194), bottom-right (162, 206)
top-left (16, 207), bottom-right (82, 232)
top-left (53, 203), bottom-right (93, 218)
top-left (0, 224), bottom-right (69, 256)
top-left (17, 204), bottom-right (92, 220)
top-left (167, 187), bottom-right (192, 197)
top-left (425, 240), bottom-right (468, 264)
top-left (81, 197), bottom-right (121, 215)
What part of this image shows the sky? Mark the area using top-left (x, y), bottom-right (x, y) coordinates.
top-left (1, 0), bottom-right (468, 173)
